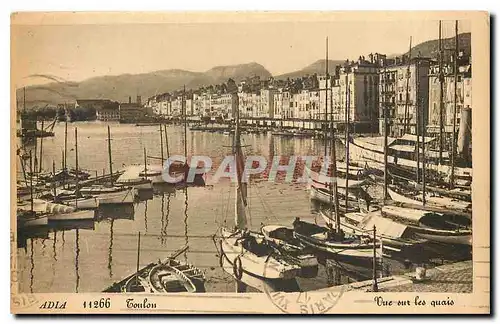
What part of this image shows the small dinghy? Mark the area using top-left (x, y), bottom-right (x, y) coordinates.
top-left (149, 262), bottom-right (197, 293)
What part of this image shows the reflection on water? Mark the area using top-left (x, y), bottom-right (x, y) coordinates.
top-left (183, 188), bottom-right (189, 262)
top-left (16, 122), bottom-right (353, 293)
top-left (75, 229), bottom-right (80, 293)
top-left (108, 219), bottom-right (114, 279)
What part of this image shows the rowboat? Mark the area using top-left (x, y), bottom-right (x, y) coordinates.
top-left (261, 225), bottom-right (318, 278)
top-left (104, 257), bottom-right (205, 293)
top-left (387, 185), bottom-right (471, 213)
top-left (149, 262), bottom-right (197, 293)
top-left (292, 218), bottom-right (379, 267)
top-left (48, 209), bottom-right (95, 221)
top-left (381, 205), bottom-right (472, 246)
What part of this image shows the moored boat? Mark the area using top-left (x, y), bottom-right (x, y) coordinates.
top-left (380, 205), bottom-right (472, 246)
top-left (260, 225), bottom-right (318, 278)
top-left (48, 209), bottom-right (95, 221)
top-left (292, 218), bottom-right (379, 267)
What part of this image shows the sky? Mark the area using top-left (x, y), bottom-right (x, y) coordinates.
top-left (11, 16), bottom-right (471, 88)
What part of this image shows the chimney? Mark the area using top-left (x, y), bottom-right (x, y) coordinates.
top-left (128, 96), bottom-right (131, 104)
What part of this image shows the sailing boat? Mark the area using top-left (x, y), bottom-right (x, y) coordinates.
top-left (293, 38), bottom-right (379, 267)
top-left (218, 93), bottom-right (301, 281)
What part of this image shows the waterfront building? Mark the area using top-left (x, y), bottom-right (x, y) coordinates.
top-left (427, 55), bottom-right (472, 135)
top-left (239, 91), bottom-right (260, 118)
top-left (259, 89), bottom-right (276, 118)
top-left (119, 96), bottom-right (148, 123)
top-left (378, 55), bottom-right (431, 137)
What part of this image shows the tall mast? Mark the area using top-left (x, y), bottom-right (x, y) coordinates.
top-left (415, 57), bottom-right (420, 183)
top-left (164, 124), bottom-right (170, 158)
top-left (64, 119), bottom-right (68, 188)
top-left (143, 147), bottom-right (147, 180)
top-left (52, 160), bottom-right (57, 198)
top-left (438, 20), bottom-right (445, 165)
top-left (159, 124), bottom-right (164, 163)
top-left (183, 85), bottom-right (187, 159)
top-left (330, 70), bottom-right (340, 235)
top-left (450, 20), bottom-right (459, 189)
top-left (233, 91), bottom-right (247, 230)
top-left (403, 36), bottom-right (412, 135)
top-left (39, 120), bottom-right (44, 172)
top-left (107, 125), bottom-right (113, 186)
top-left (419, 59), bottom-right (427, 205)
top-left (29, 150), bottom-right (33, 212)
top-left (344, 74), bottom-right (350, 207)
top-left (74, 127), bottom-right (79, 209)
top-left (324, 37), bottom-right (329, 157)
top-left (383, 67), bottom-right (389, 203)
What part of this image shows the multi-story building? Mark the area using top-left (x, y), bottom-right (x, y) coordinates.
top-left (119, 96), bottom-right (148, 123)
top-left (293, 90), bottom-right (319, 120)
top-left (193, 93), bottom-right (210, 117)
top-left (259, 89), bottom-right (276, 118)
top-left (317, 74), bottom-right (333, 121)
top-left (238, 92), bottom-right (260, 118)
top-left (332, 57), bottom-right (379, 125)
top-left (378, 56), bottom-right (431, 137)
top-left (210, 93), bottom-right (234, 118)
top-left (427, 56), bottom-right (472, 134)
top-left (273, 90), bottom-right (292, 120)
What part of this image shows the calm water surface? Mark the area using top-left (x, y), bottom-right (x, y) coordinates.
top-left (17, 122), bottom-right (354, 293)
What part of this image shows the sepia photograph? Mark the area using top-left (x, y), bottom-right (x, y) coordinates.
top-left (10, 11), bottom-right (490, 314)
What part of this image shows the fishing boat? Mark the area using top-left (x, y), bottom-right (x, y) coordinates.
top-left (219, 94), bottom-right (301, 281)
top-left (97, 188), bottom-right (135, 205)
top-left (261, 225), bottom-right (318, 278)
top-left (349, 135), bottom-right (472, 185)
top-left (304, 165), bottom-right (368, 189)
top-left (292, 218), bottom-right (379, 267)
top-left (48, 209), bottom-right (95, 221)
top-left (17, 210), bottom-right (49, 228)
top-left (387, 184), bottom-right (471, 213)
top-left (309, 184), bottom-right (370, 212)
top-left (319, 209), bottom-right (426, 252)
top-left (381, 205), bottom-right (472, 246)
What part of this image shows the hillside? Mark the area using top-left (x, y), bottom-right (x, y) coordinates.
top-left (275, 59), bottom-right (345, 80)
top-left (404, 32), bottom-right (471, 59)
top-left (17, 62), bottom-right (272, 108)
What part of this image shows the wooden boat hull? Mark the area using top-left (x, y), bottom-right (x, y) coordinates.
top-left (48, 210), bottom-right (95, 221)
top-left (220, 228), bottom-right (301, 280)
top-left (387, 186), bottom-right (471, 213)
top-left (309, 185), bottom-right (359, 212)
top-left (293, 221), bottom-right (377, 267)
top-left (304, 166), bottom-right (367, 188)
top-left (149, 263), bottom-right (196, 293)
top-left (415, 231), bottom-right (471, 246)
top-left (98, 190), bottom-right (135, 205)
top-left (60, 197), bottom-right (99, 210)
top-left (261, 226), bottom-right (319, 278)
top-left (17, 214), bottom-right (48, 228)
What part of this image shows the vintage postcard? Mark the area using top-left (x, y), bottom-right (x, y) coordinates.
top-left (10, 11), bottom-right (490, 314)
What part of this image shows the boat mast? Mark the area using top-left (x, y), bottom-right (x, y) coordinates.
top-left (324, 37), bottom-right (329, 157)
top-left (438, 20), bottom-right (445, 165)
top-left (419, 58), bottom-right (427, 206)
top-left (39, 120), bottom-right (44, 172)
top-left (107, 125), bottom-right (113, 186)
top-left (159, 124), bottom-right (164, 163)
top-left (75, 127), bottom-right (79, 209)
top-left (135, 232), bottom-right (141, 286)
top-left (164, 124), bottom-right (170, 158)
top-left (29, 150), bottom-right (33, 213)
top-left (344, 74), bottom-right (350, 208)
top-left (64, 120), bottom-right (68, 188)
top-left (450, 20), bottom-right (459, 189)
top-left (233, 90), bottom-right (247, 230)
top-left (183, 85), bottom-right (187, 159)
top-left (403, 37), bottom-right (412, 135)
top-left (383, 67), bottom-right (389, 203)
top-left (415, 56), bottom-right (420, 184)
